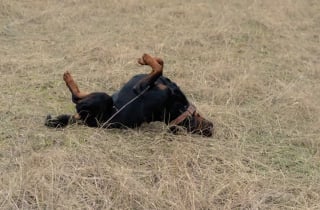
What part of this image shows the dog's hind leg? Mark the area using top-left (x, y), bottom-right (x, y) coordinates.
top-left (63, 71), bottom-right (89, 103)
top-left (134, 54), bottom-right (164, 93)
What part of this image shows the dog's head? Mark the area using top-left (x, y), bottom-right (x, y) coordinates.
top-left (184, 111), bottom-right (214, 137)
top-left (169, 104), bottom-right (214, 137)
top-left (165, 83), bottom-right (214, 137)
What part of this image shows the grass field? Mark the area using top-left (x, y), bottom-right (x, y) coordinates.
top-left (1, 0), bottom-right (320, 209)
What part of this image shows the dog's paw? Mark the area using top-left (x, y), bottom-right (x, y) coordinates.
top-left (45, 115), bottom-right (54, 127)
top-left (142, 53), bottom-right (153, 64)
top-left (45, 115), bottom-right (65, 128)
top-left (138, 57), bottom-right (146, 65)
top-left (63, 71), bottom-right (72, 82)
top-left (138, 53), bottom-right (154, 65)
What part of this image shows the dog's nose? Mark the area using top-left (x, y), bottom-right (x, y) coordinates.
top-left (202, 121), bottom-right (214, 137)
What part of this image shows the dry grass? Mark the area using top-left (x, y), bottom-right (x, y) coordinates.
top-left (1, 0), bottom-right (320, 209)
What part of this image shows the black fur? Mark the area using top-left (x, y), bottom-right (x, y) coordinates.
top-left (46, 74), bottom-right (213, 136)
top-left (45, 114), bottom-right (76, 128)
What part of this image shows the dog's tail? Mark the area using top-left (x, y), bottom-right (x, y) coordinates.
top-left (45, 114), bottom-right (78, 128)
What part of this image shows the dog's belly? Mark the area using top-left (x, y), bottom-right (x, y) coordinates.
top-left (108, 74), bottom-right (182, 127)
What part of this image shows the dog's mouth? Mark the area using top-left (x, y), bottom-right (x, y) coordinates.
top-left (170, 111), bottom-right (214, 137)
top-left (188, 113), bottom-right (214, 137)
top-left (190, 122), bottom-right (214, 137)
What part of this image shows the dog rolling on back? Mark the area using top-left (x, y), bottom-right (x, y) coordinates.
top-left (46, 54), bottom-right (214, 137)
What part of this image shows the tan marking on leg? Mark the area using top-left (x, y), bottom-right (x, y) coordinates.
top-left (74, 113), bottom-right (81, 120)
top-left (63, 71), bottom-right (89, 99)
top-left (138, 55), bottom-right (164, 68)
top-left (136, 54), bottom-right (163, 88)
top-left (141, 54), bottom-right (162, 72)
top-left (154, 57), bottom-right (164, 67)
top-left (156, 83), bottom-right (167, 90)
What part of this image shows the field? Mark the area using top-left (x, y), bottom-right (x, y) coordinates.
top-left (1, 0), bottom-right (320, 209)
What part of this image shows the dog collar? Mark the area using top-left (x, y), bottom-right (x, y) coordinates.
top-left (169, 104), bottom-right (196, 126)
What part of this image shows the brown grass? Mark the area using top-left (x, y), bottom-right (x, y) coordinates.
top-left (1, 0), bottom-right (320, 209)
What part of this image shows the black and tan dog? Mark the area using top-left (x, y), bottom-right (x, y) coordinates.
top-left (45, 53), bottom-right (213, 137)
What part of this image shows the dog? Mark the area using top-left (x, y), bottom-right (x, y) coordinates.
top-left (45, 53), bottom-right (214, 137)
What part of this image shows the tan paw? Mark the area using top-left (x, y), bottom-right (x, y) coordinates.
top-left (63, 71), bottom-right (72, 82)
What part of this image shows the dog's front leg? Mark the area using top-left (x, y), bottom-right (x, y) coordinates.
top-left (134, 53), bottom-right (164, 93)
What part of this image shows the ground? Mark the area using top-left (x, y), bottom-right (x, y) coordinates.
top-left (1, 0), bottom-right (320, 209)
